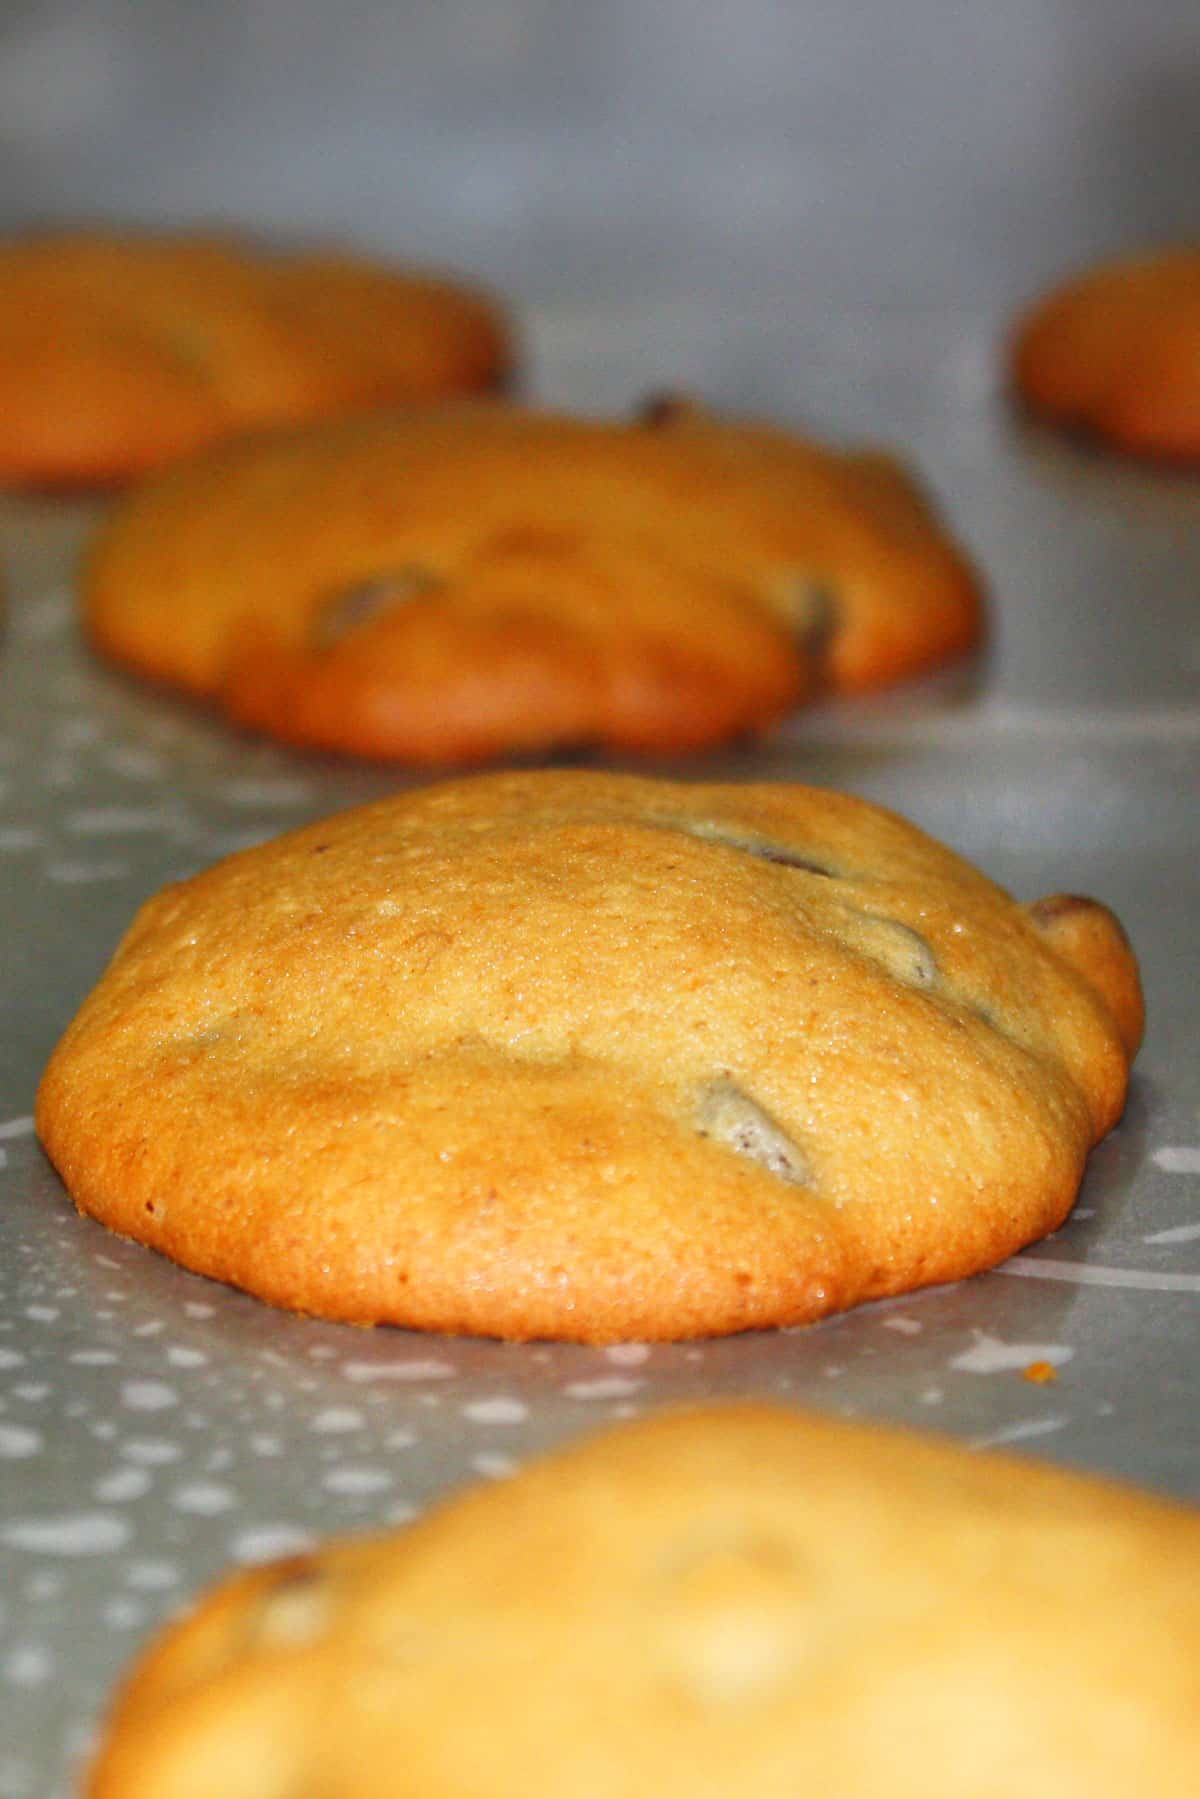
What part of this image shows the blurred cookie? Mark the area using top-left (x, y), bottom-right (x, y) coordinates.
top-left (0, 231), bottom-right (512, 485)
top-left (1011, 247), bottom-right (1200, 458)
top-left (83, 399), bottom-right (984, 761)
top-left (37, 770), bottom-right (1140, 1341)
top-left (86, 1402), bottom-right (1200, 1798)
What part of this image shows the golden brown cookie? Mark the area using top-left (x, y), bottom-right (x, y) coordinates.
top-left (0, 231), bottom-right (512, 486)
top-left (86, 1402), bottom-right (1200, 1798)
top-left (37, 770), bottom-right (1140, 1342)
top-left (82, 399), bottom-right (984, 762)
top-left (1011, 247), bottom-right (1200, 459)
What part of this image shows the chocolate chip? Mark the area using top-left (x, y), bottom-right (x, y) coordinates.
top-left (636, 389), bottom-right (705, 428)
top-left (742, 842), bottom-right (836, 877)
top-left (696, 1080), bottom-right (810, 1186)
top-left (251, 1559), bottom-right (334, 1650)
top-left (1028, 893), bottom-right (1098, 927)
top-left (1029, 892), bottom-right (1139, 956)
top-left (857, 917), bottom-right (938, 989)
top-left (312, 566), bottom-right (440, 650)
top-left (782, 576), bottom-right (839, 658)
top-left (670, 820), bottom-right (837, 878)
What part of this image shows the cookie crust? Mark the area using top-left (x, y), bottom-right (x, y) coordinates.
top-left (87, 1403), bottom-right (1200, 1798)
top-left (83, 402), bottom-right (984, 761)
top-left (37, 771), bottom-right (1140, 1342)
top-left (0, 231), bottom-right (511, 486)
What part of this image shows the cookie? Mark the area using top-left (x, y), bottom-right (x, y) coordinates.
top-left (36, 770), bottom-right (1141, 1342)
top-left (1011, 247), bottom-right (1200, 459)
top-left (0, 231), bottom-right (512, 486)
top-left (82, 398), bottom-right (984, 761)
top-left (86, 1401), bottom-right (1200, 1798)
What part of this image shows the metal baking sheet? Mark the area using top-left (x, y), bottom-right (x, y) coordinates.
top-left (2, 299), bottom-right (1198, 1797)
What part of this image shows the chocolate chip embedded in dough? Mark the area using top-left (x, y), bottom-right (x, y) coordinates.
top-left (1026, 892), bottom-right (1144, 1058)
top-left (1028, 893), bottom-right (1114, 932)
top-left (855, 916), bottom-right (938, 989)
top-left (635, 389), bottom-right (707, 428)
top-left (742, 841), bottom-right (836, 877)
top-left (312, 566), bottom-right (441, 650)
top-left (781, 575), bottom-right (840, 660)
top-left (696, 1080), bottom-right (810, 1186)
top-left (671, 820), bottom-right (837, 878)
top-left (250, 1559), bottom-right (335, 1650)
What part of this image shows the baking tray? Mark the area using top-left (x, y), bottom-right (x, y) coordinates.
top-left (2, 297), bottom-right (1198, 1797)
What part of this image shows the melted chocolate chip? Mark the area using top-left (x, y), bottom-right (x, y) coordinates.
top-left (636, 389), bottom-right (705, 428)
top-left (669, 820), bottom-right (837, 877)
top-left (783, 576), bottom-right (839, 659)
top-left (742, 842), bottom-right (836, 877)
top-left (696, 1080), bottom-right (810, 1186)
top-left (1028, 893), bottom-right (1097, 927)
top-left (251, 1558), bottom-right (334, 1650)
top-left (858, 917), bottom-right (938, 989)
top-left (312, 566), bottom-right (440, 650)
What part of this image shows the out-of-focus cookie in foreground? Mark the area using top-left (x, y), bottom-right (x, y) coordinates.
top-left (86, 1402), bottom-right (1200, 1798)
top-left (0, 231), bottom-right (512, 486)
top-left (83, 397), bottom-right (985, 761)
top-left (37, 770), bottom-right (1141, 1342)
top-left (1011, 246), bottom-right (1200, 460)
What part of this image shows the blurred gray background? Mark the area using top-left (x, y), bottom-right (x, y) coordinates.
top-left (0, 0), bottom-right (1196, 309)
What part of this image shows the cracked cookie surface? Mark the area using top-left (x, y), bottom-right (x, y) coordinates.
top-left (37, 770), bottom-right (1141, 1341)
top-left (1011, 246), bottom-right (1200, 459)
top-left (83, 399), bottom-right (983, 760)
top-left (0, 232), bottom-right (511, 486)
top-left (87, 1403), bottom-right (1200, 1798)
